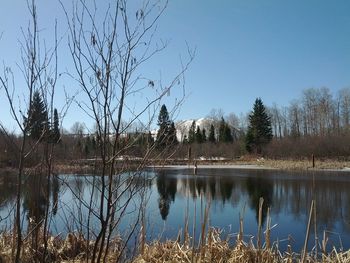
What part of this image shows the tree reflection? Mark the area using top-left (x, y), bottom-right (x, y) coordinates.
top-left (219, 177), bottom-right (234, 204)
top-left (156, 171), bottom-right (177, 220)
top-left (246, 175), bottom-right (273, 224)
top-left (2, 169), bottom-right (350, 248)
top-left (22, 173), bottom-right (49, 250)
top-left (51, 175), bottom-right (60, 215)
top-left (0, 172), bottom-right (17, 208)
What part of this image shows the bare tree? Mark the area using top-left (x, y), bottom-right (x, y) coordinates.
top-left (0, 1), bottom-right (60, 261)
top-left (60, 0), bottom-right (194, 261)
top-left (289, 100), bottom-right (301, 138)
top-left (339, 87), bottom-right (350, 131)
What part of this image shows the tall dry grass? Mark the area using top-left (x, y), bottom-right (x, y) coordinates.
top-left (1, 198), bottom-right (349, 262)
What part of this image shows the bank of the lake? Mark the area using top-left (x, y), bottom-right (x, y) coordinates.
top-left (48, 157), bottom-right (350, 174)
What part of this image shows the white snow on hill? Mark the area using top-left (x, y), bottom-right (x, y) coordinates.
top-left (151, 117), bottom-right (240, 142)
top-left (175, 117), bottom-right (216, 142)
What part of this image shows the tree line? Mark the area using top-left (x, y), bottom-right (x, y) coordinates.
top-left (269, 87), bottom-right (350, 138)
top-left (3, 86), bottom-right (350, 165)
top-left (155, 87), bottom-right (350, 159)
top-left (155, 99), bottom-right (272, 157)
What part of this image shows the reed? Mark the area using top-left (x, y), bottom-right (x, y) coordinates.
top-left (1, 199), bottom-right (349, 262)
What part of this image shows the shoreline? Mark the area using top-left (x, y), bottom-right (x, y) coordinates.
top-left (2, 158), bottom-right (350, 175)
top-left (149, 157), bottom-right (350, 173)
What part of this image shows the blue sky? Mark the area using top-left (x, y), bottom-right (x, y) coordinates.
top-left (159, 0), bottom-right (350, 119)
top-left (0, 0), bottom-right (349, 131)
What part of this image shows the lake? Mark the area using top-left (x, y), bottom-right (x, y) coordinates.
top-left (1, 167), bottom-right (350, 253)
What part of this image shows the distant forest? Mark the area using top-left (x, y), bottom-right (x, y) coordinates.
top-left (225, 86), bottom-right (350, 159)
top-left (1, 86), bottom-right (350, 167)
top-left (163, 86), bottom-right (350, 160)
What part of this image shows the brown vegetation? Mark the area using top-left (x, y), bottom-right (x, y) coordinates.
top-left (1, 227), bottom-right (349, 263)
top-left (0, 231), bottom-right (122, 263)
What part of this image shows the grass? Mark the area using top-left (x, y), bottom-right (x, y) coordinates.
top-left (132, 227), bottom-right (350, 263)
top-left (0, 231), bottom-right (122, 262)
top-left (256, 158), bottom-right (350, 171)
top-left (1, 222), bottom-right (350, 262)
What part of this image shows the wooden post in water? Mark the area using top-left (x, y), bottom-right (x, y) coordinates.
top-left (193, 160), bottom-right (197, 175)
top-left (312, 154), bottom-right (315, 168)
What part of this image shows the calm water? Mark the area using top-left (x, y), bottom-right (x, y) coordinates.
top-left (1, 168), bottom-right (350, 252)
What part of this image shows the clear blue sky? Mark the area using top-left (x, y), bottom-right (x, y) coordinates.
top-left (0, 0), bottom-right (349, 131)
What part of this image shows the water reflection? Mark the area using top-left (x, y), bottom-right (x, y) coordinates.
top-left (156, 170), bottom-right (177, 220)
top-left (0, 173), bottom-right (59, 232)
top-left (0, 172), bottom-right (17, 209)
top-left (153, 169), bottom-right (350, 234)
top-left (1, 168), bottom-right (350, 251)
top-left (246, 176), bottom-right (273, 223)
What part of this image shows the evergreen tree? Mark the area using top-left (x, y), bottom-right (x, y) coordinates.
top-left (51, 108), bottom-right (61, 143)
top-left (168, 122), bottom-right (178, 145)
top-left (218, 117), bottom-right (226, 142)
top-left (156, 104), bottom-right (170, 148)
top-left (195, 126), bottom-right (203, 143)
top-left (224, 123), bottom-right (233, 142)
top-left (245, 98), bottom-right (273, 154)
top-left (156, 104), bottom-right (177, 148)
top-left (25, 90), bottom-right (48, 141)
top-left (202, 128), bottom-right (207, 142)
top-left (147, 131), bottom-right (154, 148)
top-left (188, 120), bottom-right (196, 144)
top-left (218, 117), bottom-right (233, 143)
top-left (208, 124), bottom-right (216, 143)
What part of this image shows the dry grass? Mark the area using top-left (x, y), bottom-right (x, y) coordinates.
top-left (132, 228), bottom-right (350, 263)
top-left (218, 155), bottom-right (350, 171)
top-left (1, 228), bottom-right (350, 262)
top-left (253, 158), bottom-right (350, 171)
top-left (0, 231), bottom-right (122, 262)
top-left (133, 228), bottom-right (281, 263)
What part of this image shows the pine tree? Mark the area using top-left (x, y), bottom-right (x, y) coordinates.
top-left (25, 90), bottom-right (48, 141)
top-left (208, 124), bottom-right (216, 143)
top-left (168, 122), bottom-right (178, 145)
top-left (195, 126), bottom-right (203, 143)
top-left (202, 128), bottom-right (207, 142)
top-left (156, 104), bottom-right (170, 148)
top-left (224, 123), bottom-right (233, 142)
top-left (218, 117), bottom-right (225, 142)
top-left (188, 120), bottom-right (196, 144)
top-left (51, 108), bottom-right (61, 143)
top-left (245, 98), bottom-right (273, 154)
top-left (156, 104), bottom-right (177, 148)
top-left (218, 117), bottom-right (233, 143)
top-left (147, 131), bottom-right (154, 148)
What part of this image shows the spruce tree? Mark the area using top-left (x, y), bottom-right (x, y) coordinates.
top-left (188, 120), bottom-right (196, 144)
top-left (147, 131), bottom-right (154, 148)
top-left (202, 128), bottom-right (207, 142)
top-left (208, 124), bottom-right (216, 143)
top-left (218, 117), bottom-right (225, 142)
top-left (218, 117), bottom-right (233, 143)
top-left (156, 104), bottom-right (177, 148)
top-left (26, 90), bottom-right (48, 141)
top-left (245, 98), bottom-right (273, 154)
top-left (195, 126), bottom-right (203, 143)
top-left (168, 122), bottom-right (178, 145)
top-left (224, 123), bottom-right (233, 142)
top-left (51, 108), bottom-right (61, 143)
top-left (156, 104), bottom-right (170, 148)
